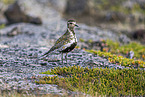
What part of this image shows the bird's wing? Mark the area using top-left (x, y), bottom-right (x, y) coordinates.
top-left (42, 32), bottom-right (70, 56)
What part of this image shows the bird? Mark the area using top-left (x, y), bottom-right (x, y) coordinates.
top-left (40, 20), bottom-right (79, 64)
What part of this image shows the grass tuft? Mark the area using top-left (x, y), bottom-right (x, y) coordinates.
top-left (36, 66), bottom-right (145, 96)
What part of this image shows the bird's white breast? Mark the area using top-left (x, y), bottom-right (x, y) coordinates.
top-left (63, 28), bottom-right (77, 48)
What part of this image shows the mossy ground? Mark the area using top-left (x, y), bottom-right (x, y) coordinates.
top-left (94, 0), bottom-right (145, 15)
top-left (36, 66), bottom-right (145, 96)
top-left (85, 39), bottom-right (145, 68)
top-left (86, 50), bottom-right (145, 68)
top-left (106, 40), bottom-right (145, 60)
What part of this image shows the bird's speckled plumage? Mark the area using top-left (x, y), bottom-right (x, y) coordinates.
top-left (41, 20), bottom-right (78, 61)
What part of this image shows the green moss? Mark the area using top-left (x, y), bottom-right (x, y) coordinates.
top-left (132, 3), bottom-right (145, 14)
top-left (106, 40), bottom-right (145, 60)
top-left (36, 66), bottom-right (145, 96)
top-left (94, 0), bottom-right (145, 15)
top-left (106, 39), bottom-right (119, 50)
top-left (0, 24), bottom-right (5, 29)
top-left (1, 0), bottom-right (15, 4)
top-left (79, 38), bottom-right (85, 42)
top-left (88, 39), bottom-right (93, 43)
top-left (86, 50), bottom-right (145, 68)
top-left (83, 39), bottom-right (145, 68)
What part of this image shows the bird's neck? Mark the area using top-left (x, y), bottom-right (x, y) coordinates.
top-left (68, 27), bottom-right (74, 31)
top-left (67, 28), bottom-right (77, 42)
top-left (67, 28), bottom-right (75, 34)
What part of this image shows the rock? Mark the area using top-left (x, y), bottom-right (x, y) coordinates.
top-left (79, 42), bottom-right (90, 50)
top-left (0, 23), bottom-right (45, 36)
top-left (123, 0), bottom-right (145, 10)
top-left (0, 44), bottom-right (9, 48)
top-left (119, 34), bottom-right (130, 44)
top-left (4, 1), bottom-right (42, 25)
top-left (105, 12), bottom-right (126, 22)
top-left (83, 60), bottom-right (99, 67)
top-left (7, 26), bottom-right (21, 36)
top-left (126, 51), bottom-right (134, 59)
top-left (80, 40), bottom-right (109, 52)
top-left (132, 29), bottom-right (145, 43)
top-left (40, 62), bottom-right (47, 66)
top-left (0, 24), bottom-right (23, 36)
top-left (0, 59), bottom-right (3, 64)
top-left (36, 0), bottom-right (67, 13)
top-left (0, 14), bottom-right (7, 25)
top-left (65, 0), bottom-right (91, 16)
top-left (122, 1), bottom-right (136, 9)
top-left (29, 64), bottom-right (41, 67)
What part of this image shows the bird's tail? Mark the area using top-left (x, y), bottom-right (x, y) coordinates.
top-left (41, 50), bottom-right (51, 57)
top-left (38, 46), bottom-right (56, 60)
top-left (37, 50), bottom-right (51, 60)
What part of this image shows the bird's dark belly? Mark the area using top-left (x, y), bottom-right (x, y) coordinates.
top-left (60, 42), bottom-right (77, 53)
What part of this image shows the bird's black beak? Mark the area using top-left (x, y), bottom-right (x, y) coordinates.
top-left (75, 24), bottom-right (79, 27)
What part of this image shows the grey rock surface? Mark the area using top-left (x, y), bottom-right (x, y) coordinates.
top-left (36, 0), bottom-right (67, 13)
top-left (65, 0), bottom-right (90, 16)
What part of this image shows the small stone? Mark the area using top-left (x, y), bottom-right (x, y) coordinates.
top-left (0, 60), bottom-right (3, 64)
top-left (0, 44), bottom-right (9, 48)
top-left (7, 27), bottom-right (22, 36)
top-left (40, 62), bottom-right (47, 66)
top-left (39, 51), bottom-right (42, 53)
top-left (29, 64), bottom-right (41, 67)
top-left (28, 53), bottom-right (33, 56)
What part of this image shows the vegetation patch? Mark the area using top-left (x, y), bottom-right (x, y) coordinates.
top-left (94, 0), bottom-right (145, 15)
top-left (36, 66), bottom-right (145, 96)
top-left (0, 24), bottom-right (5, 29)
top-left (80, 39), bottom-right (145, 68)
top-left (86, 50), bottom-right (145, 68)
top-left (0, 0), bottom-right (15, 4)
top-left (106, 40), bottom-right (145, 60)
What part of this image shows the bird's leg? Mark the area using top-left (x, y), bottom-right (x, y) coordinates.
top-left (62, 53), bottom-right (63, 64)
top-left (65, 53), bottom-right (68, 65)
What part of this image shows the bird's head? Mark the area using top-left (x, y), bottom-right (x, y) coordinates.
top-left (67, 20), bottom-right (79, 30)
